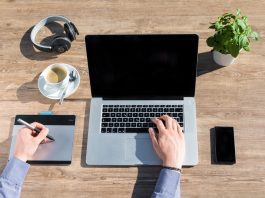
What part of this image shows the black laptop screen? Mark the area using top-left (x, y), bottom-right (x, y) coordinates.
top-left (85, 34), bottom-right (198, 99)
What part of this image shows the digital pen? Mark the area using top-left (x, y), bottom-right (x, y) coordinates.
top-left (17, 118), bottom-right (55, 141)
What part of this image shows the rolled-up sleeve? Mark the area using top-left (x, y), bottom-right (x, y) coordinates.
top-left (0, 157), bottom-right (30, 198)
top-left (152, 168), bottom-right (181, 198)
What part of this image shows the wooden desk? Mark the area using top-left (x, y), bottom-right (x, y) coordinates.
top-left (0, 1), bottom-right (265, 197)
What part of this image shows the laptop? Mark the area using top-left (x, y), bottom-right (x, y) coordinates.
top-left (85, 34), bottom-right (198, 166)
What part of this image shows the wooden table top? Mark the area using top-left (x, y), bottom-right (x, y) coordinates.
top-left (0, 0), bottom-right (265, 197)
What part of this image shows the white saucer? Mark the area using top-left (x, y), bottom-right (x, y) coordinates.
top-left (38, 63), bottom-right (81, 100)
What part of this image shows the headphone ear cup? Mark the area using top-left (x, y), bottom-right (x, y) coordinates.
top-left (64, 23), bottom-right (76, 41)
top-left (51, 36), bottom-right (71, 53)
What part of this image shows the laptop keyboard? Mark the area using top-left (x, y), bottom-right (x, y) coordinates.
top-left (101, 105), bottom-right (184, 133)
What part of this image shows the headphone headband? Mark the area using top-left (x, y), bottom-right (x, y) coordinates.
top-left (30, 16), bottom-right (75, 52)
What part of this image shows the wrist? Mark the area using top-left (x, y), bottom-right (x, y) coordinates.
top-left (163, 159), bottom-right (182, 170)
top-left (14, 152), bottom-right (27, 162)
top-left (162, 165), bottom-right (182, 173)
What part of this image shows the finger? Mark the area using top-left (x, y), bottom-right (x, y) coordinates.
top-left (34, 128), bottom-right (49, 144)
top-left (21, 127), bottom-right (33, 134)
top-left (31, 130), bottom-right (38, 137)
top-left (19, 127), bottom-right (34, 139)
top-left (160, 115), bottom-right (173, 130)
top-left (176, 121), bottom-right (184, 136)
top-left (172, 118), bottom-right (178, 131)
top-left (149, 128), bottom-right (162, 157)
top-left (151, 118), bottom-right (166, 132)
top-left (149, 128), bottom-right (158, 145)
top-left (31, 122), bottom-right (45, 130)
top-left (40, 138), bottom-right (49, 144)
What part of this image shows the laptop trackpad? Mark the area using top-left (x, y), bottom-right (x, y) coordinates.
top-left (125, 138), bottom-right (160, 164)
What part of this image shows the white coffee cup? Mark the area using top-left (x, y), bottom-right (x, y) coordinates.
top-left (42, 63), bottom-right (69, 93)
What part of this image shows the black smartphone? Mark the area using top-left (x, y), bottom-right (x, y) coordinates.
top-left (213, 126), bottom-right (236, 164)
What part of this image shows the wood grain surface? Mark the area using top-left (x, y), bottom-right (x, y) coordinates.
top-left (0, 0), bottom-right (265, 197)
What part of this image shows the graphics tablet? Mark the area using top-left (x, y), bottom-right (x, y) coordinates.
top-left (9, 115), bottom-right (76, 164)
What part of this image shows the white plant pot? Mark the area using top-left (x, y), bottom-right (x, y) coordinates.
top-left (213, 50), bottom-right (236, 66)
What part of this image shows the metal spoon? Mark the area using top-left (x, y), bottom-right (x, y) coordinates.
top-left (59, 70), bottom-right (77, 104)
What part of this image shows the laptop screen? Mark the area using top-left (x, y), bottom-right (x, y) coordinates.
top-left (86, 34), bottom-right (198, 99)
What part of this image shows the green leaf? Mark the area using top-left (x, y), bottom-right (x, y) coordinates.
top-left (239, 35), bottom-right (249, 48)
top-left (237, 19), bottom-right (246, 30)
top-left (245, 26), bottom-right (252, 35)
top-left (250, 31), bottom-right (259, 40)
top-left (214, 22), bottom-right (222, 30)
top-left (209, 23), bottom-right (215, 29)
top-left (228, 43), bottom-right (240, 57)
top-left (236, 9), bottom-right (241, 16)
top-left (230, 49), bottom-right (239, 58)
top-left (232, 22), bottom-right (241, 34)
top-left (231, 23), bottom-right (238, 34)
top-left (223, 13), bottom-right (232, 17)
top-left (243, 45), bottom-right (250, 51)
top-left (206, 37), bottom-right (215, 47)
top-left (242, 16), bottom-right (248, 23)
top-left (243, 36), bottom-right (249, 46)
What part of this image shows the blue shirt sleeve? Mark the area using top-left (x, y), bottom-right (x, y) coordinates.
top-left (151, 168), bottom-right (181, 198)
top-left (0, 157), bottom-right (30, 198)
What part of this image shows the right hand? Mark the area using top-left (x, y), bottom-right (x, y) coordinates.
top-left (14, 122), bottom-right (49, 162)
top-left (149, 115), bottom-right (185, 169)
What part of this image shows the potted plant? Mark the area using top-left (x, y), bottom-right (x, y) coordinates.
top-left (207, 9), bottom-right (259, 66)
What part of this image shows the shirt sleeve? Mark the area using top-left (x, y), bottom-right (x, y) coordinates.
top-left (0, 157), bottom-right (30, 198)
top-left (151, 168), bottom-right (181, 198)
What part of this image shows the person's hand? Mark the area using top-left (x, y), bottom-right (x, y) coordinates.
top-left (149, 115), bottom-right (185, 169)
top-left (14, 122), bottom-right (49, 162)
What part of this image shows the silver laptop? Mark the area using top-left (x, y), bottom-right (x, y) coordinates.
top-left (85, 34), bottom-right (198, 166)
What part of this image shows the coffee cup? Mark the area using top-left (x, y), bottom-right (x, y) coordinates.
top-left (42, 63), bottom-right (69, 93)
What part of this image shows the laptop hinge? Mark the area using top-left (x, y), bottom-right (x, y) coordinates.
top-left (102, 96), bottom-right (184, 100)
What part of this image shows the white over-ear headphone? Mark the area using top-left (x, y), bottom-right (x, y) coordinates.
top-left (30, 16), bottom-right (79, 53)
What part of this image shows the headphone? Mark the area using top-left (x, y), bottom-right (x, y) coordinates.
top-left (30, 16), bottom-right (79, 53)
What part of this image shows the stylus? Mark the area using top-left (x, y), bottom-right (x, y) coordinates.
top-left (17, 118), bottom-right (55, 141)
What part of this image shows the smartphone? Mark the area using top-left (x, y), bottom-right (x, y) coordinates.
top-left (214, 126), bottom-right (236, 164)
